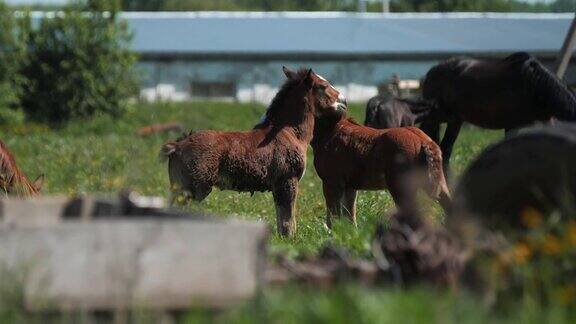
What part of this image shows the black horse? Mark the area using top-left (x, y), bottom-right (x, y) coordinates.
top-left (420, 52), bottom-right (576, 172)
top-left (364, 95), bottom-right (437, 129)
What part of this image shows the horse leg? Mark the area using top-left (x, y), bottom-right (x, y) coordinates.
top-left (343, 189), bottom-right (358, 225)
top-left (439, 119), bottom-right (463, 177)
top-left (192, 185), bottom-right (212, 201)
top-left (322, 182), bottom-right (345, 229)
top-left (420, 120), bottom-right (441, 143)
top-left (272, 177), bottom-right (299, 237)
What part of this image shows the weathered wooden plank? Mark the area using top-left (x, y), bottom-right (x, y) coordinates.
top-left (1, 196), bottom-right (71, 228)
top-left (0, 192), bottom-right (204, 227)
top-left (0, 220), bottom-right (268, 310)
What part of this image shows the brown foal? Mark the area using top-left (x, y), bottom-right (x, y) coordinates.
top-left (312, 113), bottom-right (451, 228)
top-left (161, 67), bottom-right (347, 236)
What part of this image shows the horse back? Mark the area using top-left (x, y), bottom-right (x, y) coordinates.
top-left (422, 55), bottom-right (540, 127)
top-left (166, 127), bottom-right (307, 193)
top-left (312, 120), bottom-right (431, 189)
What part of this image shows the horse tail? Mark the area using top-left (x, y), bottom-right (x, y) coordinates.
top-left (420, 142), bottom-right (443, 196)
top-left (407, 128), bottom-right (451, 207)
top-left (159, 141), bottom-right (178, 162)
top-left (159, 129), bottom-right (195, 162)
top-left (159, 140), bottom-right (189, 198)
top-left (421, 140), bottom-right (451, 209)
top-left (0, 140), bottom-right (41, 196)
top-left (518, 53), bottom-right (576, 121)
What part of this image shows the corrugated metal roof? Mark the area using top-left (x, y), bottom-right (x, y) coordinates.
top-left (34, 11), bottom-right (576, 57)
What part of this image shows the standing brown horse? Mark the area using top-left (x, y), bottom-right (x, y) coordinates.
top-left (0, 140), bottom-right (43, 196)
top-left (312, 113), bottom-right (450, 228)
top-left (160, 67), bottom-right (347, 236)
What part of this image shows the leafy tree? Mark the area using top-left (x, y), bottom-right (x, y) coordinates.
top-left (551, 0), bottom-right (575, 12)
top-left (119, 0), bottom-right (556, 12)
top-left (20, 0), bottom-right (138, 126)
top-left (121, 0), bottom-right (164, 11)
top-left (0, 2), bottom-right (27, 124)
top-left (389, 0), bottom-right (552, 12)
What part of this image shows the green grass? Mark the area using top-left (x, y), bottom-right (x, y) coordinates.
top-left (0, 101), bottom-right (502, 256)
top-left (1, 101), bottom-right (536, 323)
top-left (182, 285), bottom-right (575, 324)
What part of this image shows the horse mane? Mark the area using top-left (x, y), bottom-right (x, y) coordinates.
top-left (346, 117), bottom-right (361, 125)
top-left (175, 130), bottom-right (194, 142)
top-left (504, 51), bottom-right (532, 63)
top-left (515, 52), bottom-right (576, 120)
top-left (253, 68), bottom-right (310, 129)
top-left (0, 140), bottom-right (38, 196)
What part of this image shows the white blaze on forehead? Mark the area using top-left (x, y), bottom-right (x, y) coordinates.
top-left (316, 73), bottom-right (339, 92)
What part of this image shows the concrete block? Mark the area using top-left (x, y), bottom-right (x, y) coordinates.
top-left (0, 220), bottom-right (268, 310)
top-left (0, 196), bottom-right (71, 228)
top-left (0, 193), bottom-right (182, 227)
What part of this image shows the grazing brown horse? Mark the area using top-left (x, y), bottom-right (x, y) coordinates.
top-left (420, 52), bottom-right (576, 173)
top-left (312, 113), bottom-right (450, 228)
top-left (0, 140), bottom-right (43, 196)
top-left (160, 67), bottom-right (347, 236)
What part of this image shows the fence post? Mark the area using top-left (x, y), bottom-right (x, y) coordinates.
top-left (556, 14), bottom-right (576, 79)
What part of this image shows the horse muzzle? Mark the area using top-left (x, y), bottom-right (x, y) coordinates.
top-left (335, 96), bottom-right (348, 112)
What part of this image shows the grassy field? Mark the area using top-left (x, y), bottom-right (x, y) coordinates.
top-left (0, 101), bottom-right (501, 256)
top-left (6, 101), bottom-right (563, 323)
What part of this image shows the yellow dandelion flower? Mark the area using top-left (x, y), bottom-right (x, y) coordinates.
top-left (511, 242), bottom-right (532, 264)
top-left (520, 206), bottom-right (543, 228)
top-left (542, 234), bottom-right (563, 255)
top-left (112, 177), bottom-right (124, 187)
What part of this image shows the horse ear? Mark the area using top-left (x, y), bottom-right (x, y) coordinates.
top-left (32, 174), bottom-right (44, 192)
top-left (282, 66), bottom-right (298, 80)
top-left (303, 68), bottom-right (314, 88)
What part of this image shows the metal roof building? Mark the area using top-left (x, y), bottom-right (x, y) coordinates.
top-left (126, 12), bottom-right (573, 59)
top-left (99, 12), bottom-right (575, 102)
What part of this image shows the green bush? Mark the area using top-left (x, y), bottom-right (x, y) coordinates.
top-left (20, 0), bottom-right (138, 126)
top-left (0, 2), bottom-right (26, 124)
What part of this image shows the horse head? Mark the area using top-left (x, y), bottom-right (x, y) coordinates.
top-left (282, 66), bottom-right (347, 118)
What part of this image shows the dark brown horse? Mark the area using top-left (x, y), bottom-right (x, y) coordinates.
top-left (160, 67), bottom-right (347, 236)
top-left (0, 140), bottom-right (43, 196)
top-left (420, 52), bottom-right (576, 172)
top-left (364, 96), bottom-right (436, 129)
top-left (312, 112), bottom-right (451, 228)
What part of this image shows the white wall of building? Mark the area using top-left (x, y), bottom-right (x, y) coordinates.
top-left (137, 59), bottom-right (437, 104)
